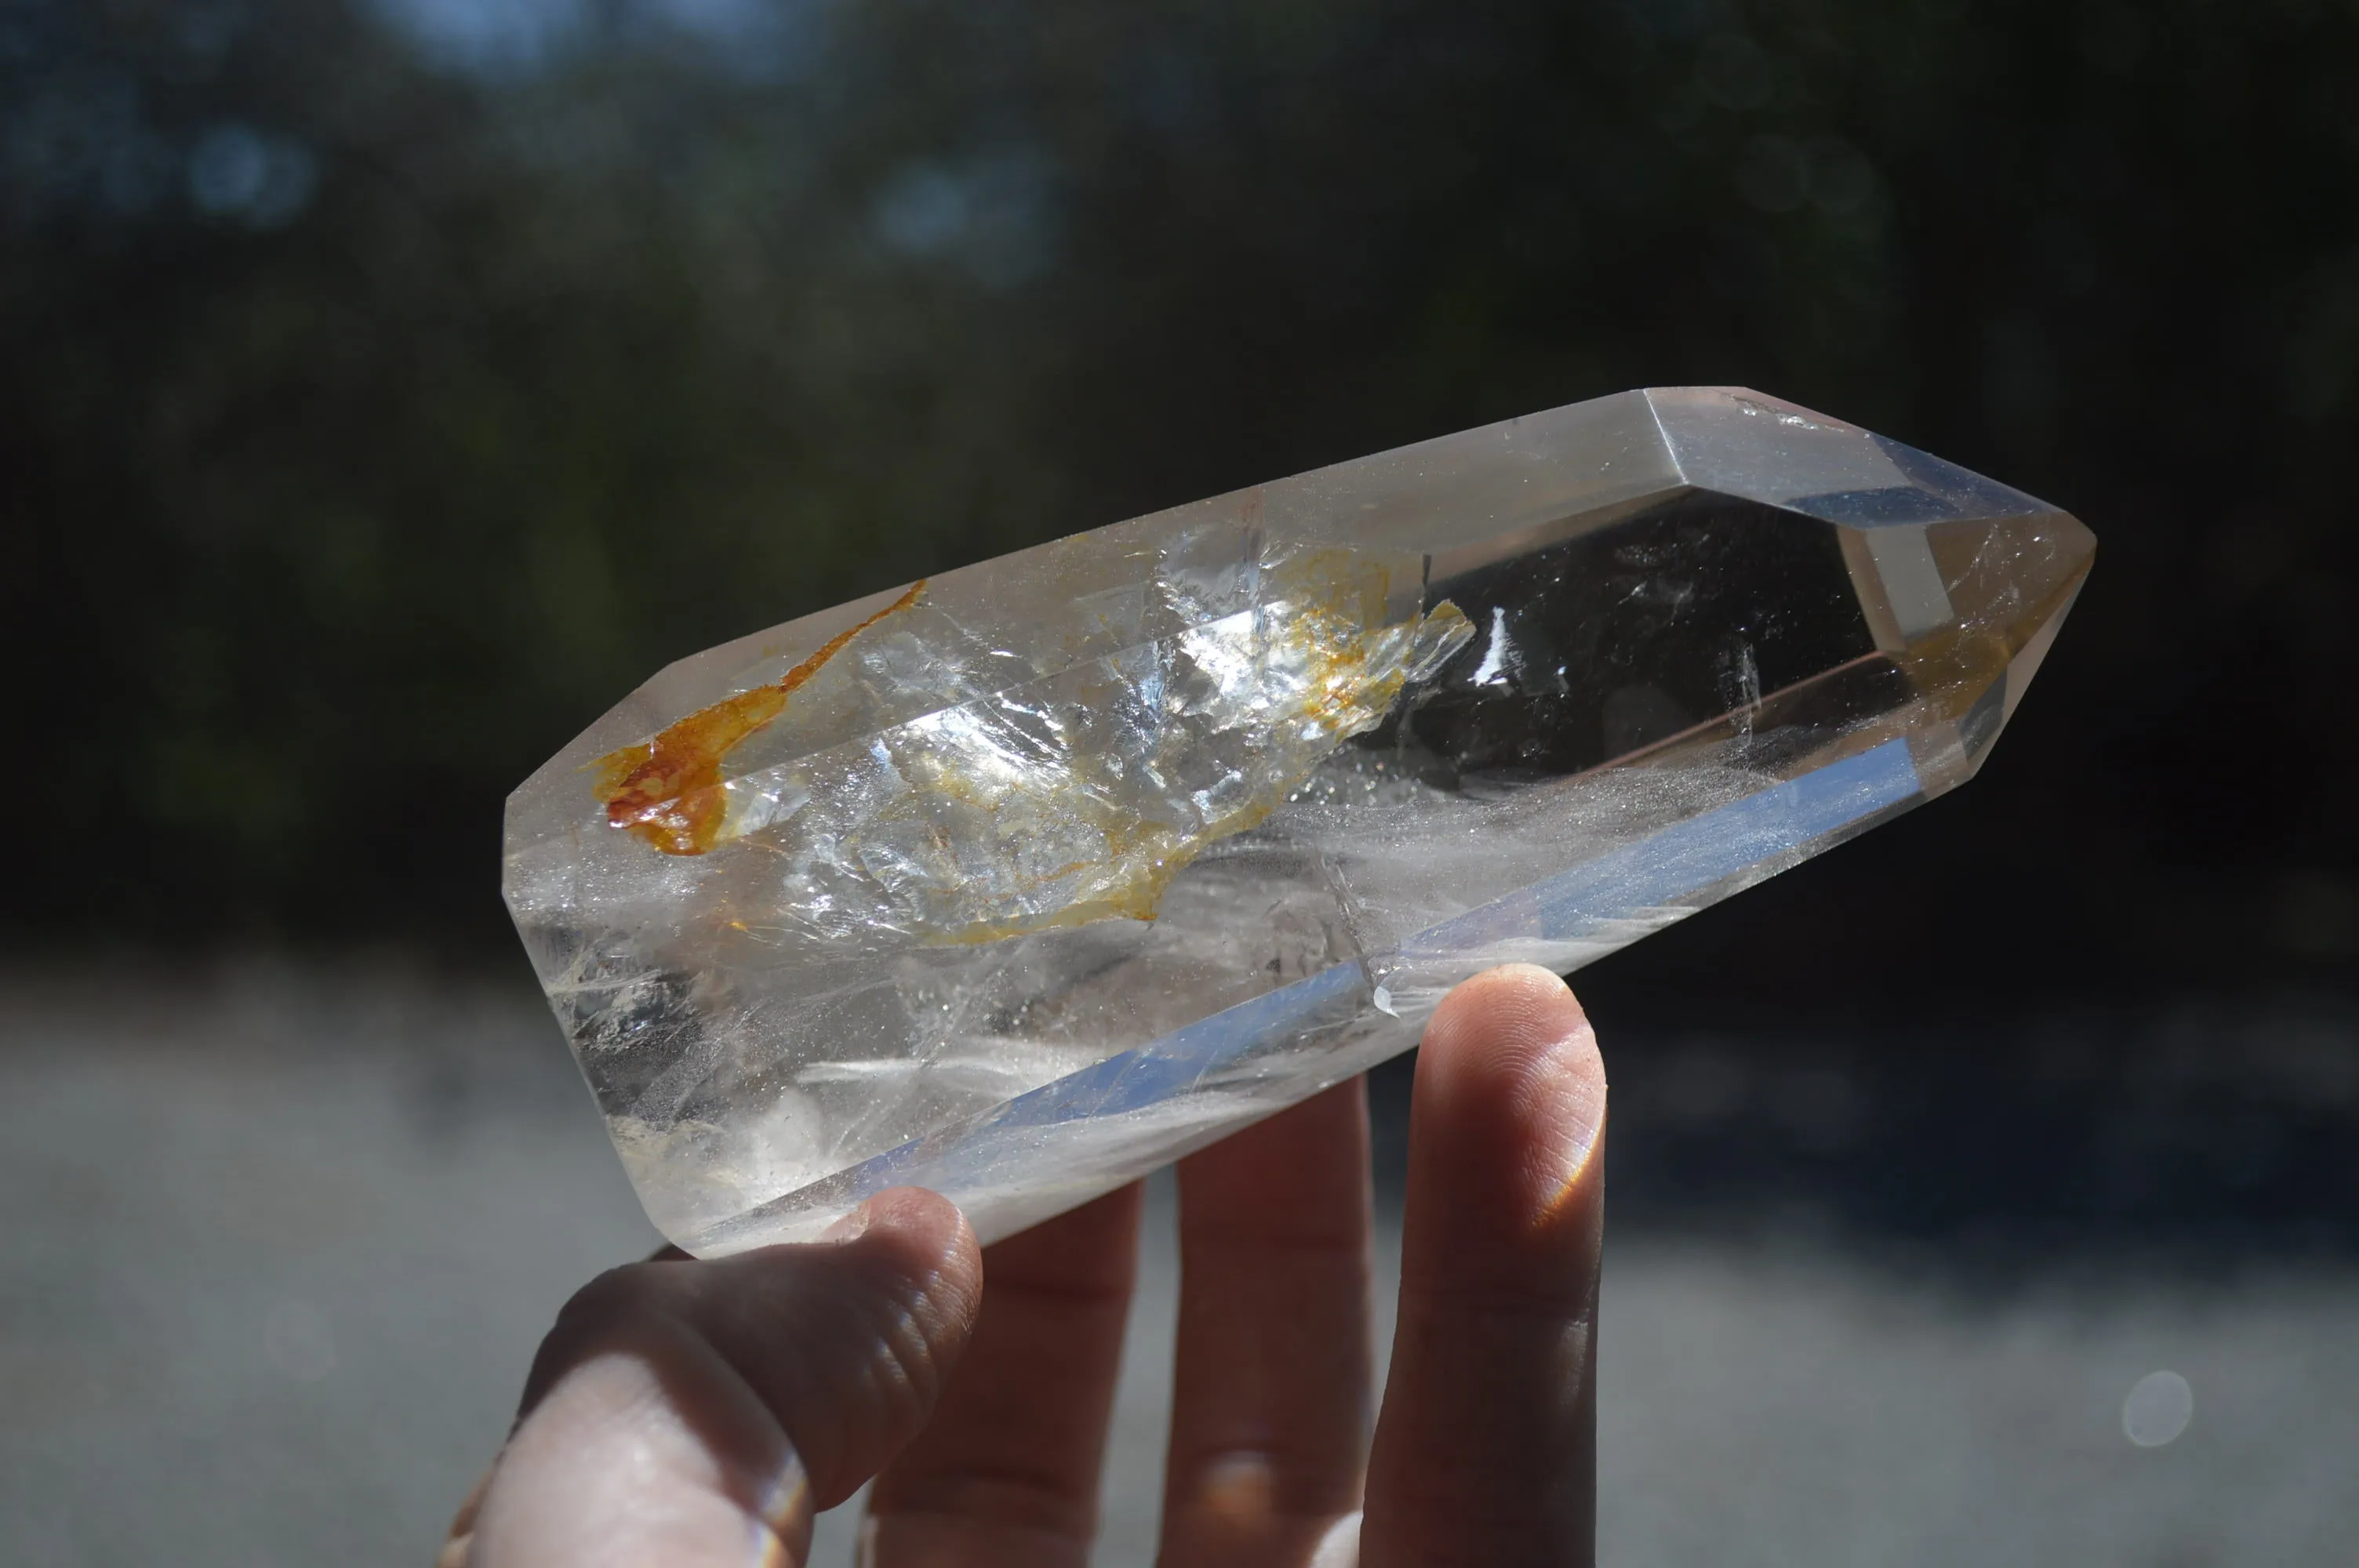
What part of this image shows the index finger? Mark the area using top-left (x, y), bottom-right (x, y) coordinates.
top-left (1363, 964), bottom-right (1607, 1568)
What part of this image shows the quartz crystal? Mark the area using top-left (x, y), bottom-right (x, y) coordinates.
top-left (503, 387), bottom-right (2093, 1254)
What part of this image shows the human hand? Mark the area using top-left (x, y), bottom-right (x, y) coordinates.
top-left (443, 963), bottom-right (1607, 1566)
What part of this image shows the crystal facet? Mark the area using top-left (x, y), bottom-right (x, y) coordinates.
top-left (503, 387), bottom-right (2094, 1253)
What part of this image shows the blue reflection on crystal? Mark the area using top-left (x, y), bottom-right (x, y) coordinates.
top-left (1406, 736), bottom-right (1922, 956)
top-left (1780, 436), bottom-right (2050, 528)
top-left (848, 738), bottom-right (1922, 1189)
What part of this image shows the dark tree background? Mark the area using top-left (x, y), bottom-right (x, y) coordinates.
top-left (7, 0), bottom-right (2355, 1007)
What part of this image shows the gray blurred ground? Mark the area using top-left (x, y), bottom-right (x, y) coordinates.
top-left (4, 960), bottom-right (2354, 1566)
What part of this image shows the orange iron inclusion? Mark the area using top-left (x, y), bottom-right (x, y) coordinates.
top-left (594, 580), bottom-right (927, 855)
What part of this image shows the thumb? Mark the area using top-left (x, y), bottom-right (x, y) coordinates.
top-left (457, 1188), bottom-right (983, 1568)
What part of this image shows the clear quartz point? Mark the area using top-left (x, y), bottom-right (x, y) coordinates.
top-left (503, 387), bottom-right (2094, 1252)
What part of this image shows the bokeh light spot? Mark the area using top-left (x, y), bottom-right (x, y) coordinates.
top-left (2122, 1370), bottom-right (2194, 1447)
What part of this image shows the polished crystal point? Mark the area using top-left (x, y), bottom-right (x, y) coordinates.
top-left (503, 387), bottom-right (2093, 1253)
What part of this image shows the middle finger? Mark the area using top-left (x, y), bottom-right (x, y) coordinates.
top-left (865, 1181), bottom-right (1143, 1567)
top-left (1158, 1079), bottom-right (1375, 1568)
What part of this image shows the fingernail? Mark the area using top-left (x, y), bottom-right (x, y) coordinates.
top-left (820, 1200), bottom-right (874, 1243)
top-left (1307, 1510), bottom-right (1362, 1568)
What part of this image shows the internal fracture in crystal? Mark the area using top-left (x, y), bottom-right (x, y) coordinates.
top-left (596, 548), bottom-right (1472, 946)
top-left (503, 387), bottom-right (2095, 1254)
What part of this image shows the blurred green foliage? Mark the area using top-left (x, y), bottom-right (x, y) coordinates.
top-left (5, 0), bottom-right (2356, 986)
